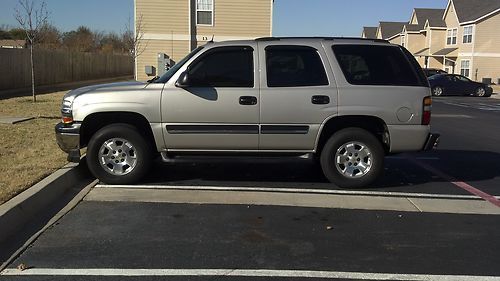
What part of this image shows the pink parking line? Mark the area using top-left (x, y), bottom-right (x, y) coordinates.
top-left (405, 156), bottom-right (500, 208)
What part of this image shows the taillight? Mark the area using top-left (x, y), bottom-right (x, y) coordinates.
top-left (422, 96), bottom-right (432, 125)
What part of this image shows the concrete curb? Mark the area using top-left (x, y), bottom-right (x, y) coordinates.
top-left (0, 161), bottom-right (93, 243)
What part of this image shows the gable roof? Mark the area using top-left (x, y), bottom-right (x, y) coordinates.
top-left (449, 0), bottom-right (500, 24)
top-left (404, 24), bottom-right (421, 32)
top-left (362, 26), bottom-right (378, 39)
top-left (414, 8), bottom-right (446, 28)
top-left (378, 21), bottom-right (406, 39)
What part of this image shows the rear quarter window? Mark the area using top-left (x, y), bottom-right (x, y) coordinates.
top-left (332, 44), bottom-right (425, 87)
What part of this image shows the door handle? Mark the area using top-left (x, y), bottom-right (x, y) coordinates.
top-left (311, 95), bottom-right (330, 105)
top-left (239, 96), bottom-right (257, 105)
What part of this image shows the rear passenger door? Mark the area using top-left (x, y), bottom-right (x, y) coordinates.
top-left (258, 42), bottom-right (338, 150)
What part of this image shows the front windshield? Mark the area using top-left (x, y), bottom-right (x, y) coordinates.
top-left (155, 46), bottom-right (204, 83)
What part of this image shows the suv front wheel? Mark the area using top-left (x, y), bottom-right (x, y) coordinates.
top-left (87, 124), bottom-right (152, 184)
top-left (320, 128), bottom-right (384, 188)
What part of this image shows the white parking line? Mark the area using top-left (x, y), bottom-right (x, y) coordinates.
top-left (2, 268), bottom-right (500, 280)
top-left (95, 184), bottom-right (478, 199)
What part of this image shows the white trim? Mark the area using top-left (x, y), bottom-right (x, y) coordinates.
top-left (195, 0), bottom-right (214, 26)
top-left (3, 268), bottom-right (500, 280)
top-left (443, 0), bottom-right (460, 24)
top-left (458, 52), bottom-right (500, 57)
top-left (460, 8), bottom-right (500, 25)
top-left (270, 0), bottom-right (273, 36)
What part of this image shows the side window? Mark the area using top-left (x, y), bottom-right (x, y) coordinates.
top-left (266, 46), bottom-right (329, 87)
top-left (188, 46), bottom-right (254, 87)
top-left (332, 45), bottom-right (422, 87)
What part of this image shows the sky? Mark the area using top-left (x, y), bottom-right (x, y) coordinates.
top-left (0, 0), bottom-right (448, 36)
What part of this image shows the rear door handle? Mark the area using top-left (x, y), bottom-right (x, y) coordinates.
top-left (239, 96), bottom-right (257, 105)
top-left (311, 95), bottom-right (330, 105)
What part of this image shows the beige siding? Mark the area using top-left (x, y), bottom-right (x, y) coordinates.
top-left (429, 29), bottom-right (446, 54)
top-left (429, 57), bottom-right (444, 69)
top-left (406, 33), bottom-right (425, 53)
top-left (443, 2), bottom-right (460, 50)
top-left (196, 0), bottom-right (271, 38)
top-left (137, 39), bottom-right (190, 81)
top-left (471, 57), bottom-right (500, 83)
top-left (136, 0), bottom-right (189, 34)
top-left (135, 0), bottom-right (272, 81)
top-left (388, 35), bottom-right (401, 45)
top-left (474, 12), bottom-right (500, 53)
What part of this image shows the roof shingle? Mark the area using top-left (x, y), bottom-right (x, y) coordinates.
top-left (362, 27), bottom-right (377, 39)
top-left (452, 0), bottom-right (500, 23)
top-left (378, 21), bottom-right (406, 39)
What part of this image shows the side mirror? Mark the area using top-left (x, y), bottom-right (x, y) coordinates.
top-left (175, 71), bottom-right (190, 88)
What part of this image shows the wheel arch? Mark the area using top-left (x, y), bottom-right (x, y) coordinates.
top-left (80, 111), bottom-right (158, 152)
top-left (315, 115), bottom-right (389, 155)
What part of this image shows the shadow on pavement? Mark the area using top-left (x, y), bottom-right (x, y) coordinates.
top-left (137, 149), bottom-right (500, 194)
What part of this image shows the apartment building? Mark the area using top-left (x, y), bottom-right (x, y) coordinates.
top-left (135, 0), bottom-right (273, 81)
top-left (363, 0), bottom-right (500, 83)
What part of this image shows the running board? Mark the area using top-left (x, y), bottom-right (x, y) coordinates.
top-left (160, 152), bottom-right (314, 163)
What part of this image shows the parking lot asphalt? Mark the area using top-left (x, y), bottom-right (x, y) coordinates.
top-left (2, 96), bottom-right (500, 280)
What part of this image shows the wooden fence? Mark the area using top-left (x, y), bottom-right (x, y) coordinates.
top-left (0, 48), bottom-right (133, 92)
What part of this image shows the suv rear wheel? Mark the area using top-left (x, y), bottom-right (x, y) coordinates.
top-left (320, 128), bottom-right (384, 188)
top-left (87, 124), bottom-right (152, 184)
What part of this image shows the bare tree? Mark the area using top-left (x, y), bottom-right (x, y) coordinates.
top-left (124, 14), bottom-right (148, 80)
top-left (14, 0), bottom-right (49, 102)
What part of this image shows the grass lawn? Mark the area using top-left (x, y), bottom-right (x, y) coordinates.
top-left (0, 92), bottom-right (68, 204)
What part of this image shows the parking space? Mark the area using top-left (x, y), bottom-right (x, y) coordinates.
top-left (2, 96), bottom-right (500, 280)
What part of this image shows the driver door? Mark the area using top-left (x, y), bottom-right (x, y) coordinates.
top-left (161, 44), bottom-right (260, 150)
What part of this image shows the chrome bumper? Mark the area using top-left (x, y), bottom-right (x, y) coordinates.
top-left (55, 122), bottom-right (81, 162)
top-left (423, 133), bottom-right (440, 151)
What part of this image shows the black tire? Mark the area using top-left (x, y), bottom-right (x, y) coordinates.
top-left (432, 86), bottom-right (443, 96)
top-left (320, 128), bottom-right (384, 188)
top-left (475, 87), bottom-right (486, 97)
top-left (87, 124), bottom-right (152, 184)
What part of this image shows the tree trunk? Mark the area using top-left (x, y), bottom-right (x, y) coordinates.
top-left (30, 43), bottom-right (36, 103)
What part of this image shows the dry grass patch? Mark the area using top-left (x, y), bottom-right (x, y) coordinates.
top-left (0, 92), bottom-right (68, 204)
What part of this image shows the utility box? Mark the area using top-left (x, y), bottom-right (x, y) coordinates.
top-left (157, 53), bottom-right (173, 77)
top-left (145, 65), bottom-right (156, 76)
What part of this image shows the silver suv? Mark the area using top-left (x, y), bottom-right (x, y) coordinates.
top-left (55, 37), bottom-right (439, 188)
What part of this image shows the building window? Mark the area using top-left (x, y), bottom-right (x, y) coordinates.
top-left (196, 0), bottom-right (213, 25)
top-left (463, 26), bottom-right (473, 43)
top-left (460, 60), bottom-right (470, 78)
top-left (446, 28), bottom-right (457, 45)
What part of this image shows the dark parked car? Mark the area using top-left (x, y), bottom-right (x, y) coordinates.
top-left (428, 74), bottom-right (493, 97)
top-left (423, 68), bottom-right (447, 77)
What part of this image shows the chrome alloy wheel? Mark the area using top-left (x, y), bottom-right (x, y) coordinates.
top-left (433, 87), bottom-right (443, 96)
top-left (98, 138), bottom-right (137, 176)
top-left (476, 87), bottom-right (486, 97)
top-left (334, 141), bottom-right (373, 178)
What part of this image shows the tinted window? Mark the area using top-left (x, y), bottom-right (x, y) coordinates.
top-left (333, 45), bottom-right (422, 86)
top-left (188, 46), bottom-right (254, 87)
top-left (266, 46), bottom-right (329, 87)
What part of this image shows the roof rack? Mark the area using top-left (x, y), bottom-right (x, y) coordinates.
top-left (255, 37), bottom-right (389, 43)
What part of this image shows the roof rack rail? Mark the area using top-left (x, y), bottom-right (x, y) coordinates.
top-left (255, 37), bottom-right (389, 43)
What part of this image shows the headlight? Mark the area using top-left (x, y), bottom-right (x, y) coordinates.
top-left (61, 99), bottom-right (73, 124)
